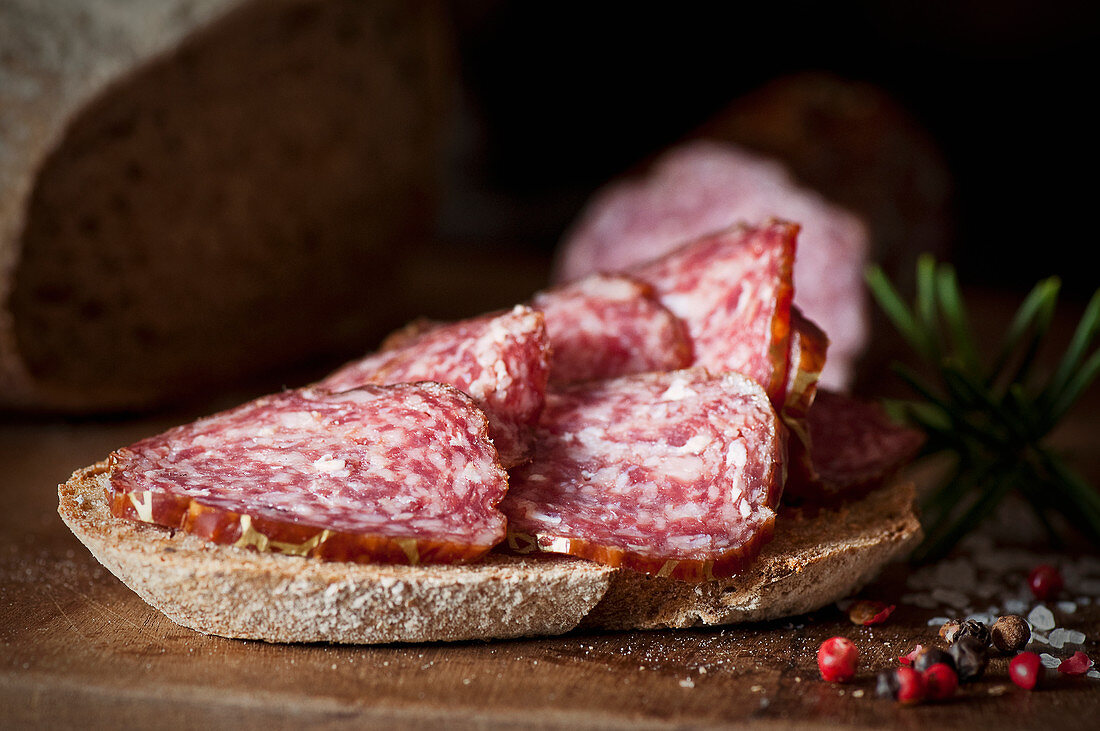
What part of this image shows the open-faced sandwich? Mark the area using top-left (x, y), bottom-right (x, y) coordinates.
top-left (60, 219), bottom-right (923, 643)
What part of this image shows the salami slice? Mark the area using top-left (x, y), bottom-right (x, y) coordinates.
top-left (782, 307), bottom-right (829, 486)
top-left (502, 370), bottom-right (785, 581)
top-left (785, 389), bottom-right (924, 502)
top-left (630, 220), bottom-right (796, 407)
top-left (108, 383), bottom-right (509, 564)
top-left (555, 140), bottom-right (869, 390)
top-left (531, 274), bottom-right (692, 384)
top-left (316, 306), bottom-right (551, 467)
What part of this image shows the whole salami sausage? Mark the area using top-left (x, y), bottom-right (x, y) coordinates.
top-left (630, 220), bottom-right (796, 408)
top-left (316, 305), bottom-right (551, 467)
top-left (531, 273), bottom-right (692, 384)
top-left (502, 369), bottom-right (785, 581)
top-left (108, 383), bottom-right (510, 564)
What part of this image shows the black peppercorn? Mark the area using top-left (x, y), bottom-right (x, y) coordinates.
top-left (941, 618), bottom-right (991, 646)
top-left (949, 636), bottom-right (989, 682)
top-left (913, 646), bottom-right (956, 673)
top-left (876, 669), bottom-right (901, 700)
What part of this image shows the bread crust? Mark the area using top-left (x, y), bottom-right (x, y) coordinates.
top-left (59, 461), bottom-right (920, 643)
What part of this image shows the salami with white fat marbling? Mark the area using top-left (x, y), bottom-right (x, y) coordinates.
top-left (108, 383), bottom-right (510, 564)
top-left (502, 369), bottom-right (785, 581)
top-left (630, 220), bottom-right (796, 407)
top-left (316, 305), bottom-right (551, 467)
top-left (531, 274), bottom-right (692, 384)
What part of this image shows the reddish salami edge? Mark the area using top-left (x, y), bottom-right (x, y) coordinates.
top-left (630, 221), bottom-right (796, 407)
top-left (316, 305), bottom-right (551, 468)
top-left (785, 389), bottom-right (924, 503)
top-left (502, 370), bottom-right (786, 581)
top-left (531, 273), bottom-right (693, 384)
top-left (108, 384), bottom-right (510, 565)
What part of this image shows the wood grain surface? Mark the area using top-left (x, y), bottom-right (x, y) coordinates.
top-left (3, 290), bottom-right (1100, 729)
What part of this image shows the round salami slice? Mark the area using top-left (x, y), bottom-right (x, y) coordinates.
top-left (630, 220), bottom-right (796, 407)
top-left (316, 305), bottom-right (551, 468)
top-left (554, 140), bottom-right (869, 390)
top-left (108, 383), bottom-right (510, 564)
top-left (531, 273), bottom-right (692, 384)
top-left (785, 389), bottom-right (924, 502)
top-left (502, 369), bottom-right (785, 581)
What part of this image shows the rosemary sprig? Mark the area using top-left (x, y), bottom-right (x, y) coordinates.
top-left (865, 255), bottom-right (1100, 562)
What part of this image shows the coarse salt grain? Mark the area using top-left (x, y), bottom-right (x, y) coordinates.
top-left (1004, 599), bottom-right (1029, 614)
top-left (1028, 604), bottom-right (1056, 631)
top-left (1040, 653), bottom-right (1060, 669)
top-left (1056, 601), bottom-right (1078, 613)
top-left (928, 617), bottom-right (951, 627)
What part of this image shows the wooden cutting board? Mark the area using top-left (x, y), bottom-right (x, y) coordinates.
top-left (3, 403), bottom-right (1100, 729)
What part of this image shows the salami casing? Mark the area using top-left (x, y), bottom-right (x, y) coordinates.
top-left (630, 221), bottom-right (796, 407)
top-left (531, 274), bottom-right (692, 384)
top-left (317, 306), bottom-right (551, 467)
top-left (502, 370), bottom-right (785, 581)
top-left (108, 383), bottom-right (510, 564)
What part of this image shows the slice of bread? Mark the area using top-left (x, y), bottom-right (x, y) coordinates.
top-left (59, 461), bottom-right (920, 644)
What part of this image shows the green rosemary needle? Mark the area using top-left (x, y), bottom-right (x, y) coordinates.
top-left (864, 255), bottom-right (1100, 562)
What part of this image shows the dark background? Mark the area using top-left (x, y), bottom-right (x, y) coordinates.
top-left (446, 1), bottom-right (1099, 298)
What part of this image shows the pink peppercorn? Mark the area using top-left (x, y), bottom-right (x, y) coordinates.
top-left (1010, 652), bottom-right (1043, 690)
top-left (818, 637), bottom-right (859, 683)
top-left (923, 663), bottom-right (958, 701)
top-left (1028, 564), bottom-right (1064, 601)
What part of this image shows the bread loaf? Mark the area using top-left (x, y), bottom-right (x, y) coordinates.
top-left (0, 0), bottom-right (450, 412)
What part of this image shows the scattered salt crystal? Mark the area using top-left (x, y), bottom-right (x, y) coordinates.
top-left (967, 613), bottom-right (995, 626)
top-left (1028, 604), bottom-right (1056, 631)
top-left (1088, 670), bottom-right (1100, 680)
top-left (1004, 599), bottom-right (1029, 615)
top-left (852, 689), bottom-right (865, 698)
top-left (1040, 653), bottom-right (1060, 669)
top-left (1056, 601), bottom-right (1078, 614)
top-left (928, 617), bottom-right (951, 627)
top-left (1062, 629), bottom-right (1086, 646)
top-left (1078, 597), bottom-right (1093, 606)
top-left (932, 587), bottom-right (970, 608)
top-left (1031, 632), bottom-right (1049, 645)
top-left (679, 678), bottom-right (695, 688)
top-left (1048, 629), bottom-right (1070, 649)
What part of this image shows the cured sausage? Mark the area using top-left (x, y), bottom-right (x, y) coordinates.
top-left (502, 369), bottom-right (785, 581)
top-left (630, 221), bottom-right (796, 407)
top-left (531, 274), bottom-right (692, 384)
top-left (108, 383), bottom-right (510, 564)
top-left (317, 306), bottom-right (551, 467)
top-left (555, 141), bottom-right (869, 390)
top-left (785, 389), bottom-right (924, 502)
